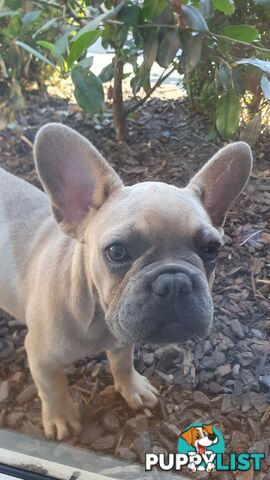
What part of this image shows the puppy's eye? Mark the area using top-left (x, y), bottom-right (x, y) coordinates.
top-left (196, 227), bottom-right (223, 265)
top-left (196, 433), bottom-right (201, 439)
top-left (105, 243), bottom-right (130, 263)
top-left (200, 241), bottom-right (221, 263)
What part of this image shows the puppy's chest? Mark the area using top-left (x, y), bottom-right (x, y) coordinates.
top-left (59, 307), bottom-right (121, 362)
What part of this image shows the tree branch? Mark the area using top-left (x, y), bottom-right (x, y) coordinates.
top-left (126, 67), bottom-right (175, 115)
top-left (71, 0), bottom-right (87, 15)
top-left (209, 32), bottom-right (270, 54)
top-left (113, 53), bottom-right (126, 141)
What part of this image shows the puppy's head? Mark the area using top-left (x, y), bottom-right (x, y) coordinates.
top-left (181, 425), bottom-right (218, 453)
top-left (34, 124), bottom-right (252, 345)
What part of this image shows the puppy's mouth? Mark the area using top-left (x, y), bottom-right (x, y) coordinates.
top-left (146, 321), bottom-right (211, 344)
top-left (106, 312), bottom-right (211, 346)
top-left (197, 444), bottom-right (207, 455)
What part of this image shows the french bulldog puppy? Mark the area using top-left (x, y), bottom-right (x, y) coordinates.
top-left (0, 124), bottom-right (252, 440)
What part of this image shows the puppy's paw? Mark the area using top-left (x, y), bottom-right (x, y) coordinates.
top-left (207, 463), bottom-right (215, 472)
top-left (188, 463), bottom-right (197, 473)
top-left (115, 370), bottom-right (159, 410)
top-left (42, 399), bottom-right (82, 441)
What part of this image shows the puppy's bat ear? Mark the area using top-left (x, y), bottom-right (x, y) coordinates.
top-left (203, 425), bottom-right (214, 435)
top-left (180, 428), bottom-right (194, 445)
top-left (187, 142), bottom-right (253, 228)
top-left (34, 123), bottom-right (123, 238)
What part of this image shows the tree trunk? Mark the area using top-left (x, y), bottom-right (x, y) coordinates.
top-left (113, 53), bottom-right (126, 142)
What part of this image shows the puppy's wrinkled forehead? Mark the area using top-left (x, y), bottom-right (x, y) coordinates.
top-left (96, 182), bottom-right (210, 242)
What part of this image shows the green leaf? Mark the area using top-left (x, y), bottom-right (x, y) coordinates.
top-left (231, 67), bottom-right (246, 95)
top-left (181, 34), bottom-right (203, 73)
top-left (261, 75), bottom-right (270, 99)
top-left (155, 5), bottom-right (175, 25)
top-left (0, 9), bottom-right (19, 17)
top-left (36, 40), bottom-right (64, 66)
top-left (213, 0), bottom-right (235, 15)
top-left (130, 75), bottom-right (141, 95)
top-left (216, 89), bottom-right (241, 138)
top-left (15, 40), bottom-right (56, 67)
top-left (21, 10), bottom-right (41, 25)
top-left (74, 2), bottom-right (126, 41)
top-left (139, 63), bottom-right (151, 93)
top-left (222, 25), bottom-right (260, 42)
top-left (33, 18), bottom-right (57, 38)
top-left (71, 66), bottom-right (104, 114)
top-left (4, 0), bottom-right (22, 9)
top-left (117, 4), bottom-right (141, 26)
top-left (143, 0), bottom-right (168, 20)
top-left (198, 0), bottom-right (214, 19)
top-left (234, 58), bottom-right (270, 76)
top-left (110, 23), bottom-right (129, 48)
top-left (133, 26), bottom-right (144, 48)
top-left (36, 40), bottom-right (57, 54)
top-left (215, 64), bottom-right (232, 90)
top-left (55, 34), bottom-right (68, 56)
top-left (1, 14), bottom-right (20, 37)
top-left (36, 35), bottom-right (67, 67)
top-left (157, 29), bottom-right (182, 68)
top-left (78, 56), bottom-right (93, 69)
top-left (143, 30), bottom-right (159, 69)
top-left (181, 5), bottom-right (209, 32)
top-left (99, 62), bottom-right (114, 82)
top-left (135, 29), bottom-right (158, 93)
top-left (68, 31), bottom-right (100, 65)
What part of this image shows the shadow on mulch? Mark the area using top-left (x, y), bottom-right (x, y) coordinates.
top-left (0, 91), bottom-right (270, 479)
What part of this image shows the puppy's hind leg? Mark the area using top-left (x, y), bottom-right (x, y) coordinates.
top-left (107, 345), bottom-right (159, 410)
top-left (25, 333), bottom-right (81, 441)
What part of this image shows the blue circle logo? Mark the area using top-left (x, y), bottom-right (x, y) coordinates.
top-left (178, 423), bottom-right (225, 472)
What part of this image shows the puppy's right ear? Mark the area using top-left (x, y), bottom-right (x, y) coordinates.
top-left (34, 123), bottom-right (123, 238)
top-left (203, 425), bottom-right (214, 435)
top-left (187, 142), bottom-right (252, 228)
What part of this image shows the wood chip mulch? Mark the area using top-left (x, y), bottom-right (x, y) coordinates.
top-left (0, 91), bottom-right (269, 479)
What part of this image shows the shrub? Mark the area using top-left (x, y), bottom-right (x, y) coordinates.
top-left (1, 0), bottom-right (270, 140)
top-left (0, 0), bottom-right (67, 127)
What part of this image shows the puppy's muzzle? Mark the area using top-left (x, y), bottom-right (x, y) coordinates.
top-left (146, 262), bottom-right (201, 316)
top-left (144, 263), bottom-right (209, 338)
top-left (151, 272), bottom-right (192, 299)
top-left (106, 261), bottom-right (213, 345)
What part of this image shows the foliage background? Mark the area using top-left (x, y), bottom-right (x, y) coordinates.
top-left (0, 0), bottom-right (270, 140)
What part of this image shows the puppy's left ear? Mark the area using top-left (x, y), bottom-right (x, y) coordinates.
top-left (187, 142), bottom-right (253, 228)
top-left (34, 123), bottom-right (123, 238)
top-left (180, 428), bottom-right (194, 445)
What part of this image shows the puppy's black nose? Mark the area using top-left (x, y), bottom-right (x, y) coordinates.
top-left (151, 273), bottom-right (192, 298)
top-left (208, 434), bottom-right (216, 441)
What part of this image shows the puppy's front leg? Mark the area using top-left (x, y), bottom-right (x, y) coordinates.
top-left (25, 334), bottom-right (81, 440)
top-left (107, 345), bottom-right (159, 409)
